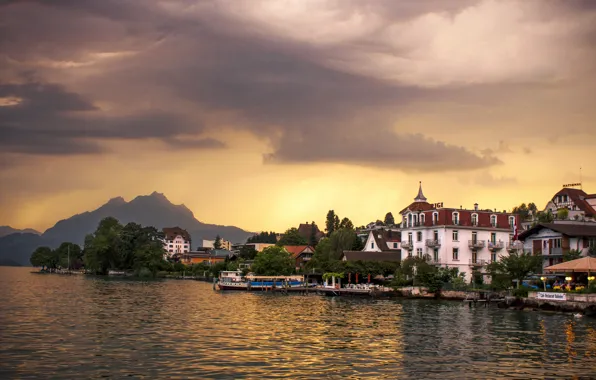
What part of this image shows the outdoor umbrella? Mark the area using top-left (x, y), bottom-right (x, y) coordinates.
top-left (544, 256), bottom-right (596, 273)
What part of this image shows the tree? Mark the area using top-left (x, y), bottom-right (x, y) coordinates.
top-left (384, 212), bottom-right (395, 226)
top-left (246, 231), bottom-right (278, 244)
top-left (536, 210), bottom-right (554, 224)
top-left (54, 242), bottom-right (82, 269)
top-left (333, 215), bottom-right (340, 232)
top-left (214, 234), bottom-right (222, 249)
top-left (339, 217), bottom-right (354, 230)
top-left (307, 238), bottom-right (333, 273)
top-left (329, 229), bottom-right (359, 260)
top-left (325, 210), bottom-right (336, 236)
top-left (557, 208), bottom-right (569, 220)
top-left (239, 245), bottom-right (258, 260)
top-left (251, 246), bottom-right (295, 275)
top-left (486, 251), bottom-right (541, 288)
top-left (309, 221), bottom-right (318, 246)
top-left (30, 246), bottom-right (53, 269)
top-left (563, 249), bottom-right (582, 262)
top-left (277, 228), bottom-right (308, 246)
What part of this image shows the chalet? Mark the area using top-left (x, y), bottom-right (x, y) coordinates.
top-left (543, 187), bottom-right (596, 222)
top-left (362, 229), bottom-right (401, 252)
top-left (162, 227), bottom-right (192, 256)
top-left (283, 245), bottom-right (315, 271)
top-left (518, 223), bottom-right (596, 271)
top-left (399, 182), bottom-right (520, 281)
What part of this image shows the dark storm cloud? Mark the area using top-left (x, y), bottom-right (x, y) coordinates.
top-left (0, 82), bottom-right (224, 155)
top-left (1, 0), bottom-right (594, 170)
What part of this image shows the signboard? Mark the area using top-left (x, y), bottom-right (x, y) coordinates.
top-left (536, 292), bottom-right (566, 301)
top-left (432, 202), bottom-right (444, 208)
top-left (563, 183), bottom-right (581, 188)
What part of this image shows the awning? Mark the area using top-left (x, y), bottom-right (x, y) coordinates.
top-left (544, 256), bottom-right (596, 273)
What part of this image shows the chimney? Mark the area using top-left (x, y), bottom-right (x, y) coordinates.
top-left (460, 205), bottom-right (462, 210)
top-left (474, 203), bottom-right (478, 211)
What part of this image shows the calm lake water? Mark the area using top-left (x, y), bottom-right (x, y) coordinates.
top-left (1, 267), bottom-right (596, 379)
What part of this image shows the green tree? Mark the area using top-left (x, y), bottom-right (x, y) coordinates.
top-left (329, 228), bottom-right (359, 260)
top-left (557, 208), bottom-right (569, 220)
top-left (239, 245), bottom-right (258, 260)
top-left (325, 210), bottom-right (336, 236)
top-left (339, 217), bottom-right (354, 230)
top-left (333, 215), bottom-right (340, 231)
top-left (54, 242), bottom-right (82, 269)
top-left (486, 251), bottom-right (541, 288)
top-left (246, 231), bottom-right (278, 244)
top-left (352, 235), bottom-right (365, 251)
top-left (214, 234), bottom-right (222, 249)
top-left (277, 228), bottom-right (308, 246)
top-left (251, 246), bottom-right (295, 275)
top-left (563, 249), bottom-right (582, 262)
top-left (307, 238), bottom-right (333, 272)
top-left (536, 210), bottom-right (554, 224)
top-left (384, 212), bottom-right (395, 226)
top-left (30, 246), bottom-right (53, 269)
top-left (309, 221), bottom-right (318, 246)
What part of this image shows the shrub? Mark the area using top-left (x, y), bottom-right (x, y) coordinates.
top-left (137, 267), bottom-right (152, 278)
top-left (513, 288), bottom-right (529, 298)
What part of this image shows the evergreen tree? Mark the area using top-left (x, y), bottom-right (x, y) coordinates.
top-left (214, 234), bottom-right (222, 249)
top-left (325, 210), bottom-right (336, 236)
top-left (384, 212), bottom-right (395, 226)
top-left (309, 221), bottom-right (318, 246)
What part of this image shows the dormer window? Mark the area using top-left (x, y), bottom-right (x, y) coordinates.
top-left (432, 212), bottom-right (439, 225)
top-left (471, 213), bottom-right (478, 226)
top-left (420, 214), bottom-right (425, 225)
top-left (452, 212), bottom-right (459, 225)
top-left (490, 215), bottom-right (497, 227)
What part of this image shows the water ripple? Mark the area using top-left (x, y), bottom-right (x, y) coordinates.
top-left (1, 267), bottom-right (596, 379)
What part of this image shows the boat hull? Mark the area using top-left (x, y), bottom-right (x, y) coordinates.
top-left (217, 281), bottom-right (304, 291)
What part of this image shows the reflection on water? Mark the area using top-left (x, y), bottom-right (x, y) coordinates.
top-left (1, 267), bottom-right (596, 379)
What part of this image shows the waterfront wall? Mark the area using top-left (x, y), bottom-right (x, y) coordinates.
top-left (527, 291), bottom-right (596, 303)
top-left (394, 286), bottom-right (472, 300)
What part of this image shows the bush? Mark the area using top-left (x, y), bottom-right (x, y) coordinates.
top-left (512, 288), bottom-right (529, 298)
top-left (137, 267), bottom-right (152, 278)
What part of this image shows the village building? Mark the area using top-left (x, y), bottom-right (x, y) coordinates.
top-left (179, 248), bottom-right (232, 265)
top-left (399, 182), bottom-right (520, 281)
top-left (518, 223), bottom-right (596, 271)
top-left (283, 245), bottom-right (315, 271)
top-left (543, 186), bottom-right (596, 222)
top-left (296, 222), bottom-right (325, 243)
top-left (342, 229), bottom-right (401, 262)
top-left (201, 238), bottom-right (232, 251)
top-left (162, 227), bottom-right (192, 256)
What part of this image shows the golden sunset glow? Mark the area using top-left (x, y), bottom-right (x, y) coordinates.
top-left (1, 0), bottom-right (595, 234)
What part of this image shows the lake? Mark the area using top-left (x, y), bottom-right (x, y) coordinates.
top-left (1, 266), bottom-right (596, 379)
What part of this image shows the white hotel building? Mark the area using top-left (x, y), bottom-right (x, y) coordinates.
top-left (162, 227), bottom-right (192, 256)
top-left (400, 183), bottom-right (521, 281)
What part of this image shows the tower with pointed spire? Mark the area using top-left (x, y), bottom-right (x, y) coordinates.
top-left (414, 181), bottom-right (427, 202)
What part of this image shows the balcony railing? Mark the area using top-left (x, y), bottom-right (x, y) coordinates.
top-left (506, 242), bottom-right (520, 252)
top-left (468, 240), bottom-right (486, 249)
top-left (488, 241), bottom-right (505, 251)
top-left (542, 247), bottom-right (563, 256)
top-left (469, 259), bottom-right (487, 266)
top-left (425, 239), bottom-right (441, 248)
top-left (401, 241), bottom-right (413, 250)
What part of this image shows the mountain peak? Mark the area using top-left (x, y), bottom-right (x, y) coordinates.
top-left (106, 196), bottom-right (126, 206)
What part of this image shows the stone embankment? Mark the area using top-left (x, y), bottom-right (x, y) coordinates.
top-left (500, 292), bottom-right (596, 316)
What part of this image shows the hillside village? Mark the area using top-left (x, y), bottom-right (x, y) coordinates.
top-left (160, 182), bottom-right (596, 282)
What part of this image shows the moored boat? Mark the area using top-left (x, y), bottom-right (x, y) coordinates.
top-left (217, 270), bottom-right (305, 291)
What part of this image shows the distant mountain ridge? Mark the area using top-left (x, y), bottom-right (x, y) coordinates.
top-left (0, 226), bottom-right (41, 237)
top-left (0, 192), bottom-right (254, 266)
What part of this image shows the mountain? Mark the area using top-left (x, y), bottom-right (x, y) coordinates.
top-left (0, 226), bottom-right (41, 237)
top-left (0, 192), bottom-right (254, 266)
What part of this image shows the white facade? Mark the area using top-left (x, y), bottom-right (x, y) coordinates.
top-left (400, 227), bottom-right (514, 282)
top-left (362, 231), bottom-right (401, 252)
top-left (164, 235), bottom-right (191, 255)
top-left (202, 238), bottom-right (232, 250)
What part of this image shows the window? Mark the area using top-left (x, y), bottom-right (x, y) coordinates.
top-left (491, 252), bottom-right (497, 263)
top-left (590, 238), bottom-right (596, 248)
top-left (433, 249), bottom-right (439, 262)
top-left (393, 242), bottom-right (398, 249)
top-left (433, 230), bottom-right (439, 241)
top-left (471, 213), bottom-right (478, 226)
top-left (432, 212), bottom-right (439, 225)
top-left (452, 248), bottom-right (459, 261)
top-left (490, 215), bottom-right (497, 227)
top-left (472, 231), bottom-right (478, 243)
top-left (452, 212), bottom-right (459, 225)
top-left (509, 216), bottom-right (515, 227)
top-left (416, 248), bottom-right (423, 257)
top-left (491, 233), bottom-right (497, 243)
top-left (452, 230), bottom-right (459, 241)
top-left (553, 239), bottom-right (561, 248)
top-left (472, 251), bottom-right (477, 264)
top-left (408, 232), bottom-right (413, 243)
top-left (371, 242), bottom-right (375, 249)
top-left (420, 214), bottom-right (425, 224)
top-left (417, 231), bottom-right (422, 242)
top-left (408, 250), bottom-right (412, 258)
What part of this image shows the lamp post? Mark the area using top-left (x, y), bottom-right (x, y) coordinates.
top-left (540, 276), bottom-right (546, 291)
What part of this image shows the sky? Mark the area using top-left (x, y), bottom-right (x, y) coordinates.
top-left (1, 0), bottom-right (595, 233)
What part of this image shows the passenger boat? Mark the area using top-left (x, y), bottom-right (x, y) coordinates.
top-left (217, 270), bottom-right (305, 291)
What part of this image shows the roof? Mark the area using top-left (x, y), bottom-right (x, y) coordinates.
top-left (163, 227), bottom-right (191, 241)
top-left (399, 201), bottom-right (433, 215)
top-left (553, 188), bottom-right (596, 217)
top-left (518, 223), bottom-right (596, 240)
top-left (544, 256), bottom-right (596, 272)
top-left (368, 230), bottom-right (401, 251)
top-left (297, 223), bottom-right (325, 241)
top-left (211, 249), bottom-right (233, 258)
top-left (342, 251), bottom-right (401, 262)
top-left (283, 245), bottom-right (314, 258)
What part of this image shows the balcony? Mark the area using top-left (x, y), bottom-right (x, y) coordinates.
top-left (506, 242), bottom-right (519, 253)
top-left (469, 259), bottom-right (487, 266)
top-left (401, 241), bottom-right (413, 250)
top-left (425, 239), bottom-right (441, 248)
top-left (488, 241), bottom-right (505, 251)
top-left (542, 247), bottom-right (563, 256)
top-left (468, 240), bottom-right (486, 249)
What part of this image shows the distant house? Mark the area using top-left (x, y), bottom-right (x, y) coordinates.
top-left (201, 238), bottom-right (232, 250)
top-left (244, 243), bottom-right (276, 252)
top-left (518, 223), bottom-right (596, 271)
top-left (179, 248), bottom-right (233, 266)
top-left (362, 230), bottom-right (401, 252)
top-left (283, 245), bottom-right (315, 271)
top-left (163, 227), bottom-right (192, 256)
top-left (297, 223), bottom-right (325, 243)
top-left (542, 187), bottom-right (596, 222)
